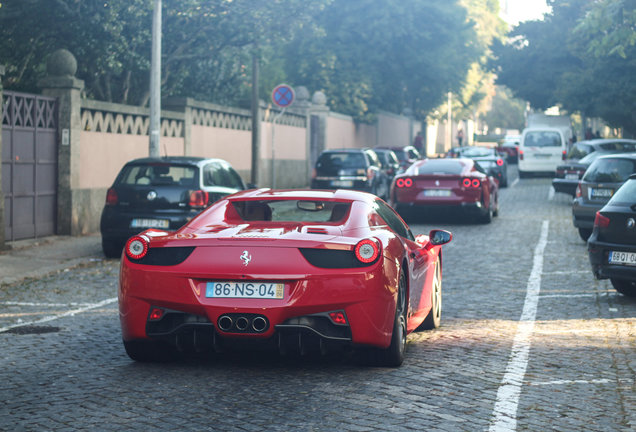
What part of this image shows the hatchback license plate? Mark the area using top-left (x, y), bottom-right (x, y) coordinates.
top-left (565, 173), bottom-right (579, 180)
top-left (206, 282), bottom-right (284, 299)
top-left (608, 251), bottom-right (636, 266)
top-left (331, 180), bottom-right (353, 187)
top-left (424, 189), bottom-right (451, 197)
top-left (590, 188), bottom-right (614, 199)
top-left (130, 218), bottom-right (170, 228)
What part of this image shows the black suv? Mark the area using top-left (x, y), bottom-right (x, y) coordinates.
top-left (100, 156), bottom-right (248, 257)
top-left (310, 148), bottom-right (389, 199)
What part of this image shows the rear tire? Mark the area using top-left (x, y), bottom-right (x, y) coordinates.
top-left (377, 270), bottom-right (407, 367)
top-left (610, 279), bottom-right (636, 297)
top-left (419, 259), bottom-right (442, 330)
top-left (578, 228), bottom-right (592, 242)
top-left (123, 339), bottom-right (178, 362)
top-left (102, 238), bottom-right (123, 258)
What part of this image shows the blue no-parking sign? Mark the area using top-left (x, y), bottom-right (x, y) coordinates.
top-left (272, 84), bottom-right (295, 108)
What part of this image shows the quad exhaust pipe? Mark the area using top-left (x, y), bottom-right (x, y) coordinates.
top-left (217, 314), bottom-right (269, 333)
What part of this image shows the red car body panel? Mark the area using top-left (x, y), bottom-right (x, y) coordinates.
top-left (118, 189), bottom-right (448, 352)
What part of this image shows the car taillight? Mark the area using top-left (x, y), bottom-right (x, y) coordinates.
top-left (593, 211), bottom-right (610, 228)
top-left (575, 182), bottom-right (582, 198)
top-left (354, 238), bottom-right (381, 264)
top-left (519, 150), bottom-right (524, 160)
top-left (496, 159), bottom-right (504, 166)
top-left (125, 235), bottom-right (149, 260)
top-left (105, 188), bottom-right (118, 206)
top-left (396, 178), bottom-right (413, 188)
top-left (462, 178), bottom-right (480, 188)
top-left (562, 150), bottom-right (567, 160)
top-left (189, 190), bottom-right (209, 208)
top-left (328, 311), bottom-right (348, 325)
top-left (366, 167), bottom-right (376, 180)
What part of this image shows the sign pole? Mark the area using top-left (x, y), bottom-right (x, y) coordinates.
top-left (270, 84), bottom-right (295, 189)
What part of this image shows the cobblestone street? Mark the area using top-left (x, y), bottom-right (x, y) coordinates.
top-left (1, 169), bottom-right (634, 431)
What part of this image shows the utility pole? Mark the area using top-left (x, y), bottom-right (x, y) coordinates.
top-left (149, 0), bottom-right (162, 157)
top-left (251, 51), bottom-right (260, 186)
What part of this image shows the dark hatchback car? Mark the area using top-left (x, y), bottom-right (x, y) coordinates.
top-left (446, 146), bottom-right (508, 187)
top-left (100, 156), bottom-right (248, 257)
top-left (572, 153), bottom-right (636, 241)
top-left (553, 139), bottom-right (636, 195)
top-left (588, 174), bottom-right (636, 297)
top-left (373, 148), bottom-right (401, 181)
top-left (377, 145), bottom-right (422, 173)
top-left (311, 148), bottom-right (389, 199)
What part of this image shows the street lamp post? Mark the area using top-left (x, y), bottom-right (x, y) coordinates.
top-left (149, 0), bottom-right (162, 157)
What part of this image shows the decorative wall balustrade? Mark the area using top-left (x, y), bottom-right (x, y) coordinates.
top-left (2, 91), bottom-right (57, 129)
top-left (80, 100), bottom-right (184, 138)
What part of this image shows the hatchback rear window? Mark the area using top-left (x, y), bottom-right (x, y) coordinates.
top-left (583, 158), bottom-right (636, 183)
top-left (119, 164), bottom-right (197, 186)
top-left (317, 152), bottom-right (366, 169)
top-left (524, 131), bottom-right (562, 147)
top-left (608, 179), bottom-right (636, 205)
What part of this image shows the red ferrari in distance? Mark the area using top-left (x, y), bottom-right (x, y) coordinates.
top-left (119, 189), bottom-right (452, 367)
top-left (390, 158), bottom-right (499, 223)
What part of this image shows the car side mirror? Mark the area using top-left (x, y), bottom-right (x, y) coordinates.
top-left (429, 229), bottom-right (452, 246)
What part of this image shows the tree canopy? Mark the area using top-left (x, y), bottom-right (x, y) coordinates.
top-left (492, 0), bottom-right (636, 135)
top-left (0, 0), bottom-right (498, 122)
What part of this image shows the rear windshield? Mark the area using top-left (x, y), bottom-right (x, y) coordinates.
top-left (608, 179), bottom-right (636, 204)
top-left (566, 143), bottom-right (592, 159)
top-left (119, 164), bottom-right (197, 187)
top-left (524, 131), bottom-right (562, 148)
top-left (583, 158), bottom-right (636, 183)
top-left (461, 147), bottom-right (494, 158)
top-left (415, 160), bottom-right (465, 175)
top-left (317, 152), bottom-right (366, 169)
top-left (231, 200), bottom-right (351, 223)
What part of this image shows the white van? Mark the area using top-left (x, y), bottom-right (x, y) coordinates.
top-left (518, 126), bottom-right (571, 177)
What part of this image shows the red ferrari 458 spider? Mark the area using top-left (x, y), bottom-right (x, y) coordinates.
top-left (119, 189), bottom-right (452, 366)
top-left (390, 158), bottom-right (499, 223)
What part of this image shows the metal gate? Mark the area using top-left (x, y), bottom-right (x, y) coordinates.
top-left (1, 91), bottom-right (58, 241)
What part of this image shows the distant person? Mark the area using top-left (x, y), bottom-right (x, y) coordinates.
top-left (585, 128), bottom-right (593, 140)
top-left (456, 128), bottom-right (464, 147)
top-left (595, 130), bottom-right (601, 138)
top-left (413, 132), bottom-right (424, 153)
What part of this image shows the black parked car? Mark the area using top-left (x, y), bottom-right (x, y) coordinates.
top-left (100, 156), bottom-right (248, 257)
top-left (372, 148), bottom-right (401, 181)
top-left (377, 145), bottom-right (422, 173)
top-left (588, 173), bottom-right (636, 297)
top-left (553, 139), bottom-right (636, 196)
top-left (572, 153), bottom-right (636, 241)
top-left (311, 148), bottom-right (389, 200)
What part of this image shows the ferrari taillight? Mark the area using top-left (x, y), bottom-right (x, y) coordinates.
top-left (396, 178), bottom-right (413, 188)
top-left (148, 307), bottom-right (165, 321)
top-left (496, 158), bottom-right (504, 166)
top-left (354, 238), bottom-right (381, 264)
top-left (189, 190), bottom-right (209, 208)
top-left (462, 178), bottom-right (481, 188)
top-left (328, 311), bottom-right (348, 325)
top-left (594, 211), bottom-right (610, 229)
top-left (105, 188), bottom-right (118, 206)
top-left (125, 235), bottom-right (149, 260)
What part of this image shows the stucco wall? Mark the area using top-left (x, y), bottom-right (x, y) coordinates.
top-left (79, 131), bottom-right (185, 189)
top-left (377, 112), bottom-right (410, 148)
